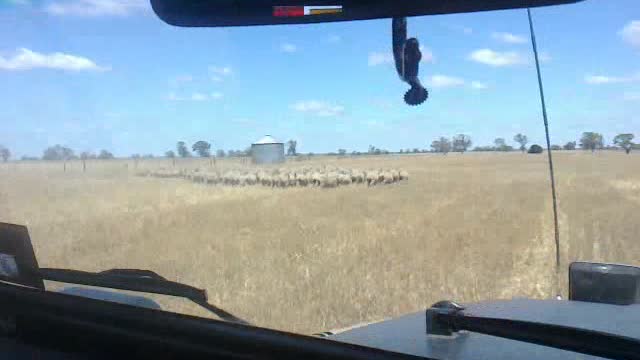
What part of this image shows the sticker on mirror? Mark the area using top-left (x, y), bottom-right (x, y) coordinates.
top-left (273, 5), bottom-right (342, 17)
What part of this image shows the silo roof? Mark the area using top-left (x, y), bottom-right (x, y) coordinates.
top-left (253, 135), bottom-right (282, 144)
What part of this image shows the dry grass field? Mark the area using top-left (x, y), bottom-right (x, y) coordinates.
top-left (0, 151), bottom-right (639, 334)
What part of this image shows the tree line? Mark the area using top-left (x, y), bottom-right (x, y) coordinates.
top-left (163, 141), bottom-right (254, 160)
top-left (0, 132), bottom-right (636, 163)
top-left (425, 132), bottom-right (636, 155)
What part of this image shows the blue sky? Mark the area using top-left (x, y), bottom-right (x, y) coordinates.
top-left (1, 0), bottom-right (639, 157)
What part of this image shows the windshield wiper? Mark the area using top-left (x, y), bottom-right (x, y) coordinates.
top-left (38, 268), bottom-right (249, 326)
top-left (426, 301), bottom-right (640, 360)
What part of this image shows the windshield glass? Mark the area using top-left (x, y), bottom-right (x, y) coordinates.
top-left (1, 0), bottom-right (639, 335)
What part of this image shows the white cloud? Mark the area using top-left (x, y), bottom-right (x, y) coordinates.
top-left (169, 74), bottom-right (193, 85)
top-left (492, 32), bottom-right (527, 44)
top-left (620, 20), bottom-right (640, 49)
top-left (468, 49), bottom-right (527, 67)
top-left (471, 81), bottom-right (488, 89)
top-left (327, 34), bottom-right (341, 43)
top-left (442, 23), bottom-right (473, 35)
top-left (368, 52), bottom-right (394, 66)
top-left (0, 48), bottom-right (108, 71)
top-left (368, 48), bottom-right (434, 67)
top-left (539, 51), bottom-right (552, 63)
top-left (420, 46), bottom-right (435, 63)
top-left (623, 92), bottom-right (640, 101)
top-left (281, 43), bottom-right (297, 53)
top-left (290, 100), bottom-right (344, 117)
top-left (45, 0), bottom-right (147, 16)
top-left (426, 75), bottom-right (465, 88)
top-left (209, 66), bottom-right (232, 76)
top-left (584, 74), bottom-right (639, 84)
top-left (165, 92), bottom-right (183, 101)
top-left (166, 92), bottom-right (223, 102)
top-left (209, 66), bottom-right (233, 82)
top-left (191, 92), bottom-right (207, 101)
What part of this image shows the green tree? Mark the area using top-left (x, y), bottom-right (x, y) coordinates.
top-left (176, 141), bottom-right (191, 158)
top-left (216, 149), bottom-right (226, 158)
top-left (528, 144), bottom-right (543, 154)
top-left (286, 140), bottom-right (297, 156)
top-left (338, 148), bottom-right (347, 156)
top-left (42, 145), bottom-right (75, 161)
top-left (513, 134), bottom-right (528, 153)
top-left (98, 150), bottom-right (114, 159)
top-left (192, 140), bottom-right (212, 157)
top-left (613, 133), bottom-right (635, 154)
top-left (452, 134), bottom-right (472, 153)
top-left (494, 138), bottom-right (507, 151)
top-left (580, 132), bottom-right (604, 152)
top-left (0, 145), bottom-right (11, 162)
top-left (563, 141), bottom-right (576, 150)
top-left (431, 137), bottom-right (451, 154)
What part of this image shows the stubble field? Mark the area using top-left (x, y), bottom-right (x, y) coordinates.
top-left (0, 151), bottom-right (638, 334)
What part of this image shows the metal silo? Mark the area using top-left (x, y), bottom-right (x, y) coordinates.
top-left (251, 135), bottom-right (285, 164)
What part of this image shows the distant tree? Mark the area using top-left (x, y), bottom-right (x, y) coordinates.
top-left (286, 140), bottom-right (297, 156)
top-left (399, 149), bottom-right (404, 154)
top-left (580, 132), bottom-right (604, 152)
top-left (338, 149), bottom-right (347, 156)
top-left (98, 150), bottom-right (114, 159)
top-left (550, 144), bottom-right (562, 151)
top-left (613, 133), bottom-right (635, 154)
top-left (216, 149), bottom-right (226, 158)
top-left (412, 148), bottom-right (420, 153)
top-left (143, 154), bottom-right (154, 158)
top-left (192, 141), bottom-right (211, 158)
top-left (528, 144), bottom-right (544, 154)
top-left (0, 145), bottom-right (11, 162)
top-left (513, 134), bottom-right (528, 153)
top-left (431, 137), bottom-right (451, 154)
top-left (494, 138), bottom-right (512, 152)
top-left (165, 150), bottom-right (176, 166)
top-left (131, 154), bottom-right (141, 159)
top-left (563, 141), bottom-right (576, 151)
top-left (21, 156), bottom-right (39, 161)
top-left (176, 141), bottom-right (191, 158)
top-left (42, 145), bottom-right (75, 161)
top-left (472, 146), bottom-right (495, 152)
top-left (452, 134), bottom-right (472, 153)
top-left (80, 151), bottom-right (94, 172)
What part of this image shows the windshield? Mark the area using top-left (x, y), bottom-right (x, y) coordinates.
top-left (1, 0), bottom-right (639, 335)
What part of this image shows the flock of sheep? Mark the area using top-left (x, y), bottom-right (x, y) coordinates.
top-left (138, 166), bottom-right (409, 188)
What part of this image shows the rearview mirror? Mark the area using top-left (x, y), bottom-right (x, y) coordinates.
top-left (150, 0), bottom-right (585, 27)
top-left (569, 262), bottom-right (640, 305)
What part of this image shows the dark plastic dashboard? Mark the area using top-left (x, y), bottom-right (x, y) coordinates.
top-left (2, 276), bottom-right (639, 360)
top-left (332, 298), bottom-right (640, 359)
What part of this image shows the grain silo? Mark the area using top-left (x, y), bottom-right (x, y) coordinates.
top-left (251, 135), bottom-right (285, 164)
